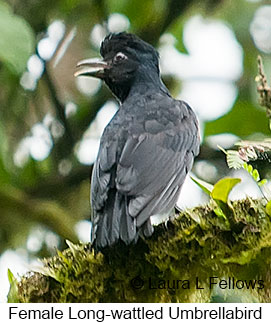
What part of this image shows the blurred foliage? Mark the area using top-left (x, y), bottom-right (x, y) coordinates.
top-left (0, 1), bottom-right (34, 74)
top-left (0, 0), bottom-right (271, 302)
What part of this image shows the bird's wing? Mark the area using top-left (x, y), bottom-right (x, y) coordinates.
top-left (90, 134), bottom-right (122, 245)
top-left (91, 137), bottom-right (118, 211)
top-left (116, 99), bottom-right (199, 227)
top-left (90, 99), bottom-right (199, 247)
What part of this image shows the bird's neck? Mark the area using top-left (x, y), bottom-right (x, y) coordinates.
top-left (127, 77), bottom-right (168, 100)
top-left (111, 66), bottom-right (170, 103)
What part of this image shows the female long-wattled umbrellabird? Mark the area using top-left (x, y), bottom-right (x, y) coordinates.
top-left (75, 32), bottom-right (200, 250)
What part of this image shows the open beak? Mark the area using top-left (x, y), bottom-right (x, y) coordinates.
top-left (74, 58), bottom-right (109, 78)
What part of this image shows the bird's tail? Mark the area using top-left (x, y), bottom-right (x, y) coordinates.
top-left (92, 191), bottom-right (137, 250)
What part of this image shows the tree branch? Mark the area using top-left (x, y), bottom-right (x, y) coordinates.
top-left (10, 198), bottom-right (271, 303)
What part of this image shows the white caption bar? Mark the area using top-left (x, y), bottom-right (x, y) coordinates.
top-left (0, 303), bottom-right (269, 322)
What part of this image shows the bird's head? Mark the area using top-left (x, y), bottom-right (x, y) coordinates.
top-left (75, 32), bottom-right (161, 102)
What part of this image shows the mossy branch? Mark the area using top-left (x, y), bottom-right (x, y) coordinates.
top-left (10, 198), bottom-right (271, 303)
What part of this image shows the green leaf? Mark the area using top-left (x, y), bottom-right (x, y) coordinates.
top-left (7, 269), bottom-right (19, 303)
top-left (211, 178), bottom-right (241, 203)
top-left (252, 169), bottom-right (260, 182)
top-left (205, 101), bottom-right (270, 137)
top-left (266, 200), bottom-right (271, 217)
top-left (248, 165), bottom-right (253, 174)
top-left (0, 1), bottom-right (35, 74)
top-left (168, 16), bottom-right (188, 54)
top-left (243, 163), bottom-right (255, 176)
top-left (243, 163), bottom-right (263, 183)
top-left (190, 175), bottom-right (213, 196)
top-left (7, 268), bottom-right (16, 284)
top-left (258, 179), bottom-right (267, 187)
top-left (243, 163), bottom-right (248, 171)
top-left (213, 207), bottom-right (227, 220)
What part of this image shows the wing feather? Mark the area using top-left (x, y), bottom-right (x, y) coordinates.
top-left (91, 97), bottom-right (200, 247)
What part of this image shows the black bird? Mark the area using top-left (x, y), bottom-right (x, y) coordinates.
top-left (75, 32), bottom-right (200, 249)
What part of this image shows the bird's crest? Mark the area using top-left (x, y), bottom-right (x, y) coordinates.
top-left (100, 32), bottom-right (159, 63)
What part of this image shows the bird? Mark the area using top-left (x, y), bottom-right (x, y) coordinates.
top-left (75, 32), bottom-right (200, 250)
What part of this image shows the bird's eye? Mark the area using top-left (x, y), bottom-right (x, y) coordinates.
top-left (114, 52), bottom-right (127, 63)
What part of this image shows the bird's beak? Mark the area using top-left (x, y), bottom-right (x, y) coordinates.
top-left (74, 58), bottom-right (109, 78)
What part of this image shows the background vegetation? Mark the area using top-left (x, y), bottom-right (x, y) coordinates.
top-left (0, 0), bottom-right (271, 302)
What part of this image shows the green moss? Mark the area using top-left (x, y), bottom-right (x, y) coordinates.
top-left (11, 198), bottom-right (271, 302)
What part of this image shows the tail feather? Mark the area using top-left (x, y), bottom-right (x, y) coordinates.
top-left (141, 219), bottom-right (153, 237)
top-left (93, 190), bottom-right (137, 249)
top-left (119, 196), bottom-right (137, 244)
